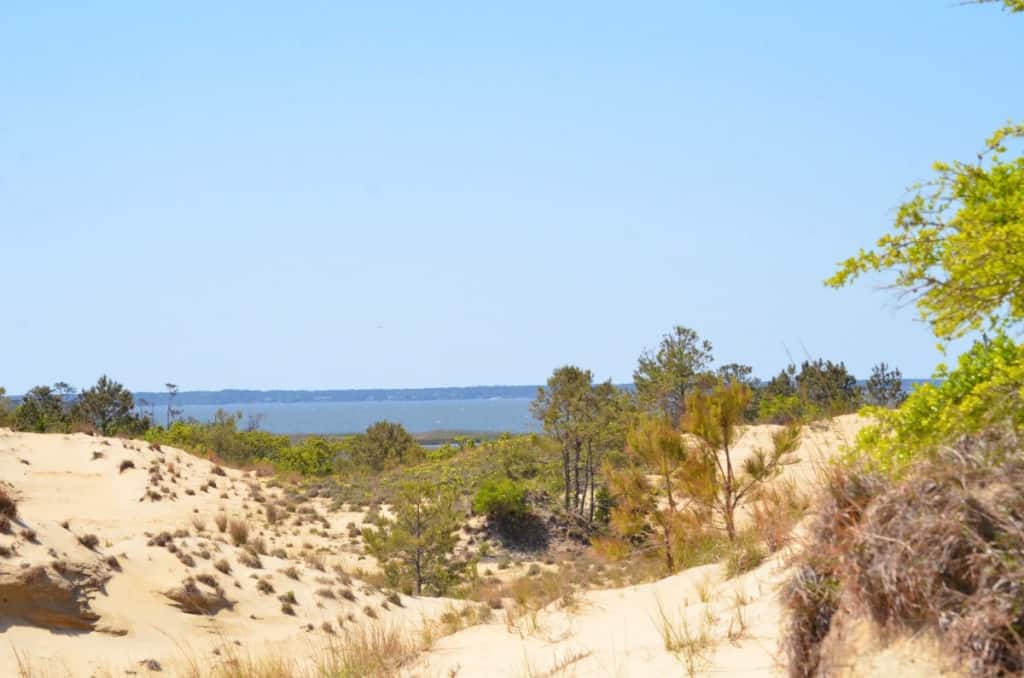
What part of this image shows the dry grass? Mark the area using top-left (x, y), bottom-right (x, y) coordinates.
top-left (653, 596), bottom-right (717, 678)
top-left (238, 550), bottom-right (262, 569)
top-left (783, 430), bottom-right (1024, 677)
top-left (77, 533), bottom-right (100, 550)
top-left (723, 533), bottom-right (766, 579)
top-left (228, 519), bottom-right (249, 546)
top-left (0, 485), bottom-right (17, 519)
top-left (164, 577), bottom-right (234, 615)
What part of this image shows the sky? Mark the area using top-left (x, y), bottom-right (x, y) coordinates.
top-left (1, 2), bottom-right (1021, 393)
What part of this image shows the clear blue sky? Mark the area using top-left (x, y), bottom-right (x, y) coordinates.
top-left (2, 2), bottom-right (1021, 393)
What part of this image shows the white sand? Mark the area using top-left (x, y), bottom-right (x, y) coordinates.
top-left (0, 415), bottom-right (949, 677)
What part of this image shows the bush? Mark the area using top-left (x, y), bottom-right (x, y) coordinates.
top-left (853, 335), bottom-right (1024, 477)
top-left (472, 478), bottom-right (528, 526)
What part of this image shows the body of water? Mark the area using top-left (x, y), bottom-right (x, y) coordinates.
top-left (149, 398), bottom-right (539, 435)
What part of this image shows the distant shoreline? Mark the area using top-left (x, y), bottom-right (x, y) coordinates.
top-left (132, 385), bottom-right (556, 406)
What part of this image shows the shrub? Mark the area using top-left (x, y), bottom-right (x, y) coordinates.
top-left (119, 459), bottom-right (135, 473)
top-left (228, 519), bottom-right (249, 545)
top-left (472, 478), bottom-right (528, 527)
top-left (214, 559), bottom-right (231, 574)
top-left (852, 335), bottom-right (1024, 477)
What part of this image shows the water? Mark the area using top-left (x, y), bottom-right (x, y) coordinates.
top-left (149, 398), bottom-right (539, 435)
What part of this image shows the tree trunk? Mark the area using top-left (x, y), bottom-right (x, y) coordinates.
top-left (587, 446), bottom-right (596, 526)
top-left (415, 548), bottom-right (422, 595)
top-left (723, 436), bottom-right (737, 542)
top-left (663, 522), bottom-right (674, 573)
top-left (562, 448), bottom-right (571, 511)
top-left (572, 441), bottom-right (582, 512)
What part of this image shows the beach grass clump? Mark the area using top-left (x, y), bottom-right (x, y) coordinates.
top-left (782, 430), bottom-right (1024, 677)
top-left (164, 577), bottom-right (233, 615)
top-left (228, 518), bottom-right (249, 546)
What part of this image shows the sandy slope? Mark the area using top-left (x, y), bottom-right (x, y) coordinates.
top-left (0, 415), bottom-right (948, 678)
top-left (409, 415), bottom-right (872, 678)
top-left (0, 429), bottom-right (448, 677)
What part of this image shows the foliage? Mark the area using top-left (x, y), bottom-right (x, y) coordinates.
top-left (863, 362), bottom-right (906, 408)
top-left (757, 367), bottom-right (802, 424)
top-left (827, 124), bottom-right (1024, 342)
top-left (633, 326), bottom-right (714, 425)
top-left (975, 0), bottom-right (1024, 13)
top-left (145, 413), bottom-right (347, 476)
top-left (532, 366), bottom-right (631, 525)
top-left (74, 375), bottom-right (148, 435)
top-left (758, 393), bottom-right (803, 424)
top-left (348, 421), bottom-right (423, 471)
top-left (606, 414), bottom-right (711, 573)
top-left (0, 387), bottom-right (11, 427)
top-left (472, 478), bottom-right (528, 528)
top-left (325, 433), bottom-right (562, 522)
top-left (363, 481), bottom-right (466, 596)
top-left (785, 433), bottom-right (1024, 677)
top-left (794, 359), bottom-right (860, 417)
top-left (685, 381), bottom-right (800, 540)
top-left (12, 384), bottom-right (70, 432)
top-left (716, 363), bottom-right (754, 386)
top-left (493, 432), bottom-right (544, 479)
top-left (851, 334), bottom-right (1024, 476)
top-left (275, 436), bottom-right (338, 475)
top-left (10, 377), bottom-right (148, 435)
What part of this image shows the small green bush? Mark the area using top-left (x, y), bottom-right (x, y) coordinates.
top-left (472, 478), bottom-right (528, 526)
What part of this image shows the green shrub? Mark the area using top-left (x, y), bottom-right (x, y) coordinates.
top-left (276, 437), bottom-right (337, 475)
top-left (852, 334), bottom-right (1024, 477)
top-left (472, 478), bottom-right (528, 526)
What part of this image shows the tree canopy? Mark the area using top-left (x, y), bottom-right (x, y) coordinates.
top-left (827, 124), bottom-right (1024, 342)
top-left (633, 325), bottom-right (714, 425)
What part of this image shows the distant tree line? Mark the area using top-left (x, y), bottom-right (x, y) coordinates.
top-left (0, 376), bottom-right (150, 436)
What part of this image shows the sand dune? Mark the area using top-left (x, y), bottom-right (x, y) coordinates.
top-left (0, 416), bottom-right (948, 677)
top-left (0, 429), bottom-right (448, 677)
